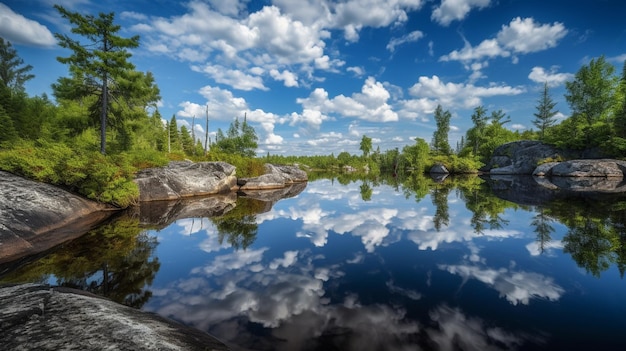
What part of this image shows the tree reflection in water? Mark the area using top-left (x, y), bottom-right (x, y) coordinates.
top-left (211, 197), bottom-right (266, 250)
top-left (0, 214), bottom-right (160, 308)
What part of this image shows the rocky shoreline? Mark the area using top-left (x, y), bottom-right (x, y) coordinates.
top-left (0, 161), bottom-right (307, 351)
top-left (480, 141), bottom-right (626, 193)
top-left (1, 162), bottom-right (307, 265)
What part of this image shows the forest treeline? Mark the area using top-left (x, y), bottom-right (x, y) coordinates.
top-left (269, 54), bottom-right (626, 176)
top-left (1, 7), bottom-right (625, 207)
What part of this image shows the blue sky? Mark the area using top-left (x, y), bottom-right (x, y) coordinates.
top-left (1, 0), bottom-right (625, 156)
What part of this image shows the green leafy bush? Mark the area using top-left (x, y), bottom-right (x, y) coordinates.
top-left (0, 140), bottom-right (139, 208)
top-left (206, 151), bottom-right (266, 177)
top-left (429, 155), bottom-right (482, 174)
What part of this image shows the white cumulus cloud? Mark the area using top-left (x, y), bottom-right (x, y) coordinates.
top-left (431, 0), bottom-right (491, 26)
top-left (0, 3), bottom-right (56, 47)
top-left (296, 77), bottom-right (399, 123)
top-left (528, 66), bottom-right (574, 87)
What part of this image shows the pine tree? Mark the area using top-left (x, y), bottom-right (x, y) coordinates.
top-left (533, 82), bottom-right (558, 140)
top-left (168, 115), bottom-right (180, 151)
top-left (614, 61), bottom-right (626, 138)
top-left (360, 135), bottom-right (373, 158)
top-left (180, 125), bottom-right (194, 155)
top-left (53, 5), bottom-right (140, 154)
top-left (213, 115), bottom-right (258, 157)
top-left (0, 38), bottom-right (34, 93)
top-left (0, 105), bottom-right (18, 143)
top-left (469, 105), bottom-right (488, 155)
top-left (431, 104), bottom-right (452, 155)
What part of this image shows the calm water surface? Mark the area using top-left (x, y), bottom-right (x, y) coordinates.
top-left (3, 175), bottom-right (626, 350)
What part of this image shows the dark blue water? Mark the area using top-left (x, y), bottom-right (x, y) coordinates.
top-left (4, 176), bottom-right (626, 350)
top-left (142, 178), bottom-right (626, 350)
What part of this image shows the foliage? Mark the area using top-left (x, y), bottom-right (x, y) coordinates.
top-left (360, 135), bottom-right (372, 157)
top-left (564, 55), bottom-right (617, 147)
top-left (0, 140), bottom-right (139, 207)
top-left (430, 154), bottom-right (482, 174)
top-left (53, 5), bottom-right (159, 154)
top-left (402, 138), bottom-right (430, 172)
top-left (431, 104), bottom-right (452, 155)
top-left (212, 115), bottom-right (258, 157)
top-left (0, 38), bottom-right (34, 93)
top-left (458, 106), bottom-right (520, 163)
top-left (614, 61), bottom-right (626, 140)
top-left (533, 82), bottom-right (559, 140)
top-left (210, 197), bottom-right (267, 250)
top-left (206, 151), bottom-right (266, 178)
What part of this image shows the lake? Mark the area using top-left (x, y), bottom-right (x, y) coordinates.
top-left (2, 174), bottom-right (626, 350)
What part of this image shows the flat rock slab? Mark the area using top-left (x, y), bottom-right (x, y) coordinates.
top-left (0, 283), bottom-right (229, 351)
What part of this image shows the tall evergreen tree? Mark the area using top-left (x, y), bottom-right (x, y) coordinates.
top-left (168, 115), bottom-right (180, 151)
top-left (0, 38), bottom-right (34, 94)
top-left (0, 105), bottom-right (18, 143)
top-left (565, 55), bottom-right (617, 144)
top-left (180, 125), bottom-right (194, 155)
top-left (53, 5), bottom-right (140, 154)
top-left (360, 135), bottom-right (372, 158)
top-left (239, 115), bottom-right (258, 157)
top-left (533, 82), bottom-right (559, 140)
top-left (614, 61), bottom-right (626, 139)
top-left (431, 104), bottom-right (452, 155)
top-left (150, 109), bottom-right (167, 151)
top-left (468, 105), bottom-right (488, 155)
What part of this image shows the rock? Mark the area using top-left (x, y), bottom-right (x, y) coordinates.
top-left (429, 164), bottom-right (449, 174)
top-left (532, 162), bottom-right (560, 176)
top-left (531, 159), bottom-right (626, 193)
top-left (549, 159), bottom-right (626, 178)
top-left (0, 171), bottom-right (113, 264)
top-left (0, 283), bottom-right (229, 350)
top-left (267, 164), bottom-right (308, 183)
top-left (238, 164), bottom-right (307, 191)
top-left (135, 161), bottom-right (237, 201)
top-left (483, 140), bottom-right (562, 175)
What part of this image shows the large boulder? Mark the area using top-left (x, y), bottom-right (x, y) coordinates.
top-left (531, 159), bottom-right (626, 193)
top-left (548, 159), bottom-right (626, 178)
top-left (429, 164), bottom-right (449, 174)
top-left (483, 141), bottom-right (562, 175)
top-left (135, 161), bottom-right (237, 202)
top-left (238, 164), bottom-right (307, 191)
top-left (0, 171), bottom-right (113, 264)
top-left (0, 283), bottom-right (229, 350)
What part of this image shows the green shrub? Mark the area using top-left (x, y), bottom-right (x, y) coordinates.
top-left (206, 151), bottom-right (266, 177)
top-left (0, 140), bottom-right (139, 208)
top-left (429, 155), bottom-right (482, 174)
